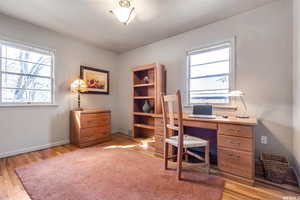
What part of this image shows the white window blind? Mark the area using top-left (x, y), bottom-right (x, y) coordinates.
top-left (187, 41), bottom-right (234, 105)
top-left (0, 40), bottom-right (54, 105)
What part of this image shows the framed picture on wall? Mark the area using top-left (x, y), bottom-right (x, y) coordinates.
top-left (80, 66), bottom-right (110, 95)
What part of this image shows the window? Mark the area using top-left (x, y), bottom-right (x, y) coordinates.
top-left (0, 40), bottom-right (54, 105)
top-left (187, 40), bottom-right (235, 105)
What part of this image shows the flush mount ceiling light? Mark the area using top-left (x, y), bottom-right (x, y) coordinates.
top-left (110, 0), bottom-right (136, 25)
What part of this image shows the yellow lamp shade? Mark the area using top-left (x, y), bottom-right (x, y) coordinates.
top-left (70, 79), bottom-right (88, 93)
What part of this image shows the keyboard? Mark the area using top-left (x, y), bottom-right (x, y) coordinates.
top-left (188, 114), bottom-right (216, 119)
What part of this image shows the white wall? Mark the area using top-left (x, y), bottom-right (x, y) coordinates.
top-left (293, 0), bottom-right (300, 177)
top-left (0, 13), bottom-right (118, 158)
top-left (117, 0), bottom-right (294, 159)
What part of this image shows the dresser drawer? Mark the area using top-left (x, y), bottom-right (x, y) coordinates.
top-left (218, 124), bottom-right (253, 138)
top-left (218, 148), bottom-right (253, 179)
top-left (218, 135), bottom-right (253, 152)
top-left (81, 113), bottom-right (110, 120)
top-left (81, 113), bottom-right (110, 128)
top-left (80, 127), bottom-right (110, 142)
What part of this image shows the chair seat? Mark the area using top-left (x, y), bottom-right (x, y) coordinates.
top-left (165, 135), bottom-right (208, 148)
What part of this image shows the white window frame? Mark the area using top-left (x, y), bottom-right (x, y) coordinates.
top-left (186, 37), bottom-right (236, 106)
top-left (0, 38), bottom-right (56, 106)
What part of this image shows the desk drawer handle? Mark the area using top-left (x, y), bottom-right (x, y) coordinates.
top-left (228, 129), bottom-right (241, 134)
top-left (229, 140), bottom-right (241, 146)
top-left (226, 153), bottom-right (240, 159)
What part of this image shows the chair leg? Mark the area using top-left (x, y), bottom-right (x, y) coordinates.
top-left (177, 146), bottom-right (183, 180)
top-left (205, 142), bottom-right (210, 173)
top-left (184, 148), bottom-right (188, 162)
top-left (164, 142), bottom-right (169, 170)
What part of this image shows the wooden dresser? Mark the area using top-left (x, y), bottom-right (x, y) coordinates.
top-left (70, 110), bottom-right (111, 148)
top-left (153, 114), bottom-right (257, 185)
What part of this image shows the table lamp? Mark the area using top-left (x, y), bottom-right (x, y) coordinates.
top-left (70, 79), bottom-right (88, 110)
top-left (229, 90), bottom-right (249, 118)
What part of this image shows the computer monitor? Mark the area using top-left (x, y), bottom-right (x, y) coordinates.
top-left (193, 105), bottom-right (213, 115)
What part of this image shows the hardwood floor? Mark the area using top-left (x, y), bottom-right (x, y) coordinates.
top-left (0, 133), bottom-right (298, 200)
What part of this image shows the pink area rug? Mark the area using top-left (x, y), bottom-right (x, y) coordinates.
top-left (16, 147), bottom-right (224, 200)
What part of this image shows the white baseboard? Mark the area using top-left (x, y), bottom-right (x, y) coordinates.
top-left (0, 140), bottom-right (70, 159)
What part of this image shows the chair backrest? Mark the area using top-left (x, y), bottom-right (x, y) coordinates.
top-left (161, 90), bottom-right (184, 145)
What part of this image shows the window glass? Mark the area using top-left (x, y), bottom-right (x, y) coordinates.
top-left (187, 42), bottom-right (233, 104)
top-left (0, 41), bottom-right (54, 104)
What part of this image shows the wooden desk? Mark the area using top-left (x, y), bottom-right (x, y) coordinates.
top-left (153, 114), bottom-right (257, 185)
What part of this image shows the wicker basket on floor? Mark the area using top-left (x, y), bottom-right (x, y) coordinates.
top-left (260, 152), bottom-right (289, 184)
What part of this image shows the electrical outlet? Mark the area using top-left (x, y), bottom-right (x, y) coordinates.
top-left (261, 136), bottom-right (267, 144)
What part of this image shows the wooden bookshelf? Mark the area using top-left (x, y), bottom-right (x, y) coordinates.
top-left (132, 63), bottom-right (166, 138)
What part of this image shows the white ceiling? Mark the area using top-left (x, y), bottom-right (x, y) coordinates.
top-left (0, 0), bottom-right (276, 53)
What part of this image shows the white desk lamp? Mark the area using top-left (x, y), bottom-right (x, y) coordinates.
top-left (229, 90), bottom-right (250, 118)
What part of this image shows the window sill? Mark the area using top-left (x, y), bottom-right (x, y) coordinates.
top-left (0, 104), bottom-right (59, 108)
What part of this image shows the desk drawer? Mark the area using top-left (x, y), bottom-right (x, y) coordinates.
top-left (183, 120), bottom-right (218, 130)
top-left (155, 118), bottom-right (164, 127)
top-left (155, 135), bottom-right (164, 154)
top-left (219, 124), bottom-right (253, 138)
top-left (155, 118), bottom-right (217, 131)
top-left (155, 125), bottom-right (174, 137)
top-left (155, 134), bottom-right (164, 144)
top-left (218, 135), bottom-right (253, 152)
top-left (218, 148), bottom-right (253, 179)
top-left (154, 118), bottom-right (164, 136)
top-left (154, 135), bottom-right (174, 155)
top-left (155, 126), bottom-right (164, 136)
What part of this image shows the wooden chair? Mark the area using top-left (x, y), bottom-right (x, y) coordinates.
top-left (161, 90), bottom-right (210, 180)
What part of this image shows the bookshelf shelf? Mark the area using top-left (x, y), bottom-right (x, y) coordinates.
top-left (134, 96), bottom-right (155, 100)
top-left (133, 83), bottom-right (154, 88)
top-left (133, 112), bottom-right (156, 117)
top-left (134, 123), bottom-right (155, 130)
